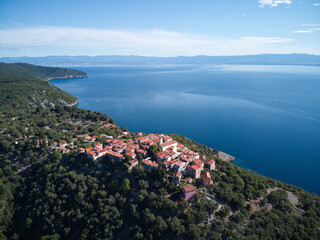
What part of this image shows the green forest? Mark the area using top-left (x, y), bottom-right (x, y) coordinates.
top-left (0, 63), bottom-right (87, 111)
top-left (0, 64), bottom-right (319, 240)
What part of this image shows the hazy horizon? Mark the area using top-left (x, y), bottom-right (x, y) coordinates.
top-left (1, 53), bottom-right (320, 58)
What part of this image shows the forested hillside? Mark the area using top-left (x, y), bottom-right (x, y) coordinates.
top-left (0, 63), bottom-right (87, 80)
top-left (0, 64), bottom-right (319, 240)
top-left (0, 63), bottom-right (86, 111)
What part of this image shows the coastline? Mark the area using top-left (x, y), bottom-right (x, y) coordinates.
top-left (68, 99), bottom-right (78, 107)
top-left (50, 73), bottom-right (238, 163)
top-left (218, 151), bottom-right (236, 162)
top-left (45, 74), bottom-right (88, 81)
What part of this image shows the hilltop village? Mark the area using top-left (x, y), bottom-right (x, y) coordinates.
top-left (52, 132), bottom-right (216, 200)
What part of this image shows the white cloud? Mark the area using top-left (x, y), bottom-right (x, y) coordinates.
top-left (293, 28), bottom-right (320, 33)
top-left (0, 26), bottom-right (316, 56)
top-left (258, 0), bottom-right (292, 7)
top-left (302, 24), bottom-right (320, 26)
top-left (313, 3), bottom-right (320, 6)
top-left (293, 30), bottom-right (313, 33)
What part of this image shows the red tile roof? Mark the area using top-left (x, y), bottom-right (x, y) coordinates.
top-left (174, 172), bottom-right (182, 177)
top-left (207, 159), bottom-right (215, 165)
top-left (183, 186), bottom-right (196, 192)
top-left (125, 152), bottom-right (136, 157)
top-left (203, 172), bottom-right (211, 179)
top-left (136, 149), bottom-right (146, 154)
top-left (190, 164), bottom-right (202, 171)
top-left (160, 140), bottom-right (177, 148)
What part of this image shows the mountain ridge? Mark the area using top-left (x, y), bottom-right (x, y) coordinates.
top-left (1, 53), bottom-right (320, 66)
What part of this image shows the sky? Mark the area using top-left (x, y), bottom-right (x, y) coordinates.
top-left (0, 0), bottom-right (320, 57)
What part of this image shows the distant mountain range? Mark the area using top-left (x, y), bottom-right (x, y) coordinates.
top-left (1, 54), bottom-right (320, 66)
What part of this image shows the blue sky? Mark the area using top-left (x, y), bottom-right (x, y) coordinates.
top-left (0, 0), bottom-right (319, 57)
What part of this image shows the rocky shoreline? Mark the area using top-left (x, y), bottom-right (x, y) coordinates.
top-left (218, 151), bottom-right (236, 162)
top-left (68, 99), bottom-right (78, 107)
top-left (45, 74), bottom-right (88, 81)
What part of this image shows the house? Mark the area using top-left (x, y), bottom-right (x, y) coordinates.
top-left (177, 143), bottom-right (187, 152)
top-left (125, 151), bottom-right (137, 159)
top-left (205, 159), bottom-right (216, 170)
top-left (94, 143), bottom-right (103, 149)
top-left (193, 159), bottom-right (204, 168)
top-left (91, 136), bottom-right (97, 142)
top-left (128, 159), bottom-right (139, 170)
top-left (85, 136), bottom-right (96, 142)
top-left (78, 148), bottom-right (85, 153)
top-left (59, 140), bottom-right (68, 148)
top-left (179, 154), bottom-right (195, 163)
top-left (142, 160), bottom-right (159, 171)
top-left (172, 160), bottom-right (187, 172)
top-left (57, 147), bottom-right (70, 154)
top-left (184, 149), bottom-right (199, 158)
top-left (202, 172), bottom-right (213, 187)
top-left (149, 161), bottom-right (159, 171)
top-left (156, 151), bottom-right (169, 161)
top-left (188, 164), bottom-right (202, 179)
top-left (160, 140), bottom-right (178, 152)
top-left (105, 150), bottom-right (124, 162)
top-left (113, 147), bottom-right (123, 153)
top-left (86, 148), bottom-right (109, 161)
top-left (182, 186), bottom-right (197, 201)
top-left (140, 144), bottom-right (149, 150)
top-left (163, 161), bottom-right (172, 169)
top-left (156, 151), bottom-right (172, 162)
top-left (124, 147), bottom-right (134, 153)
top-left (172, 172), bottom-right (181, 184)
top-left (184, 177), bottom-right (192, 184)
top-left (104, 145), bottom-right (112, 151)
top-left (125, 146), bottom-right (135, 153)
top-left (136, 148), bottom-right (147, 157)
top-left (162, 135), bottom-right (172, 143)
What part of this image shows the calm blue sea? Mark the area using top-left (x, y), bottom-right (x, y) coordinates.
top-left (52, 65), bottom-right (320, 195)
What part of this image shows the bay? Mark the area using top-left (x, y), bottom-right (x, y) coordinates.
top-left (51, 64), bottom-right (320, 194)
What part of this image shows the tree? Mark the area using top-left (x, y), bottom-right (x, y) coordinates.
top-left (179, 198), bottom-right (189, 211)
top-left (137, 153), bottom-right (143, 162)
top-left (155, 216), bottom-right (167, 232)
top-left (121, 178), bottom-right (131, 192)
top-left (167, 216), bottom-right (185, 237)
top-left (0, 140), bottom-right (11, 152)
top-left (147, 144), bottom-right (161, 158)
top-left (124, 154), bottom-right (132, 162)
top-left (186, 224), bottom-right (201, 240)
top-left (138, 180), bottom-right (149, 190)
top-left (50, 150), bottom-right (62, 162)
top-left (133, 165), bottom-right (145, 175)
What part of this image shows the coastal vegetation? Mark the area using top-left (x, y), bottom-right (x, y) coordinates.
top-left (0, 64), bottom-right (319, 239)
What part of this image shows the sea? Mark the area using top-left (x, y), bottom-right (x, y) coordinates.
top-left (51, 64), bottom-right (320, 195)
